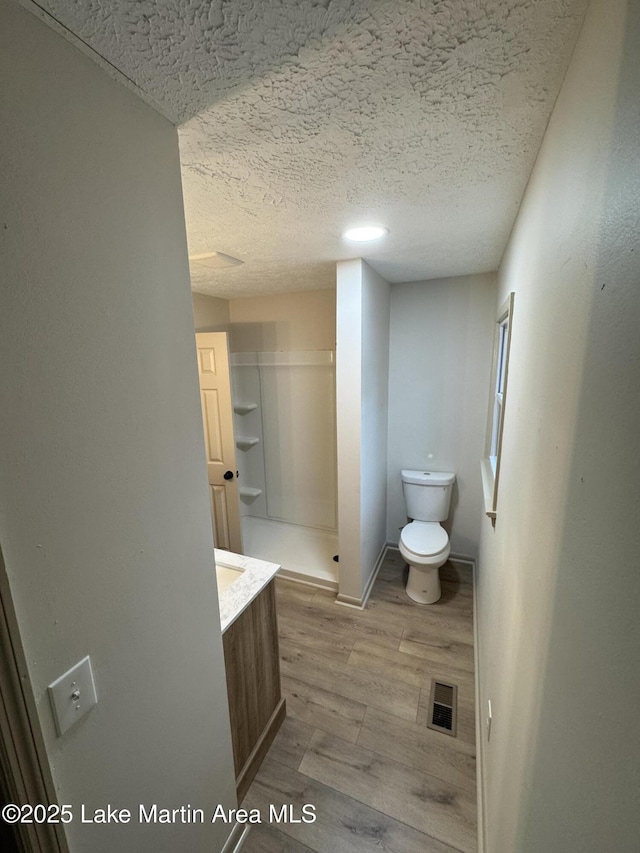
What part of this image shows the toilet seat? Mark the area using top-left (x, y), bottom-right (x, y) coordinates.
top-left (400, 521), bottom-right (448, 557)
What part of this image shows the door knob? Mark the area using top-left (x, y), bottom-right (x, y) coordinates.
top-left (223, 470), bottom-right (234, 481)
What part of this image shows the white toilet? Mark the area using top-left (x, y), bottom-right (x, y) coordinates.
top-left (398, 469), bottom-right (455, 604)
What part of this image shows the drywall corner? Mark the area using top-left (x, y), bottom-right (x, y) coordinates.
top-left (336, 259), bottom-right (390, 602)
top-left (336, 259), bottom-right (363, 601)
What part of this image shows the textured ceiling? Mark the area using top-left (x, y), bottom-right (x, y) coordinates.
top-left (33, 0), bottom-right (589, 298)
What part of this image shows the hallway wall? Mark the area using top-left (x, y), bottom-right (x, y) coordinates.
top-left (477, 0), bottom-right (640, 849)
top-left (0, 3), bottom-right (236, 851)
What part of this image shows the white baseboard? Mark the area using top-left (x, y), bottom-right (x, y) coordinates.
top-left (336, 543), bottom-right (387, 610)
top-left (472, 559), bottom-right (486, 853)
top-left (277, 567), bottom-right (338, 592)
top-left (221, 822), bottom-right (251, 853)
top-left (449, 552), bottom-right (476, 566)
top-left (384, 543), bottom-right (477, 568)
top-left (333, 594), bottom-right (363, 609)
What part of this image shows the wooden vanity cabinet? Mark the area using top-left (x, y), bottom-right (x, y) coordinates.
top-left (222, 579), bottom-right (285, 801)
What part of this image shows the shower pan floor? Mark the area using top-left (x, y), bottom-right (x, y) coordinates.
top-left (241, 516), bottom-right (338, 589)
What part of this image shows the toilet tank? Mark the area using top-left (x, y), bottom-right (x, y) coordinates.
top-left (401, 470), bottom-right (455, 521)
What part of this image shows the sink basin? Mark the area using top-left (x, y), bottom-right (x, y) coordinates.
top-left (216, 565), bottom-right (243, 596)
top-left (214, 549), bottom-right (280, 632)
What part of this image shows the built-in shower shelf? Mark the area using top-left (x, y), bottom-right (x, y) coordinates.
top-left (239, 487), bottom-right (263, 500)
top-left (233, 402), bottom-right (258, 415)
top-left (236, 436), bottom-right (260, 450)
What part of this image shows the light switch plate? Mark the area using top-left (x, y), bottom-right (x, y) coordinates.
top-left (48, 655), bottom-right (97, 736)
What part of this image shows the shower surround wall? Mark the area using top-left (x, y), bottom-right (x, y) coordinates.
top-left (231, 352), bottom-right (338, 584)
top-left (228, 290), bottom-right (338, 585)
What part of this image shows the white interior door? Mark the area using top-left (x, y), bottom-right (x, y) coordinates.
top-left (195, 332), bottom-right (242, 553)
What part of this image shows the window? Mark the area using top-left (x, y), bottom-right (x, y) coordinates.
top-left (481, 293), bottom-right (514, 524)
top-left (489, 316), bottom-right (509, 474)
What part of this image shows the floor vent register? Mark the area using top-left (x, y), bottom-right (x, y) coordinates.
top-left (426, 680), bottom-right (458, 737)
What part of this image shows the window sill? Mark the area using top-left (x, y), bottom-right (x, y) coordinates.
top-left (480, 458), bottom-right (497, 523)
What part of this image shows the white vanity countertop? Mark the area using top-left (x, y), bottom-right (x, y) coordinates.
top-left (215, 549), bottom-right (280, 633)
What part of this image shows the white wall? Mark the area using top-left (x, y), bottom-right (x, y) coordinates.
top-left (360, 263), bottom-right (391, 592)
top-left (228, 289), bottom-right (336, 352)
top-left (192, 292), bottom-right (230, 331)
top-left (336, 261), bottom-right (364, 601)
top-left (477, 0), bottom-right (640, 850)
top-left (0, 3), bottom-right (236, 851)
top-left (386, 274), bottom-right (496, 558)
top-left (336, 260), bottom-right (390, 602)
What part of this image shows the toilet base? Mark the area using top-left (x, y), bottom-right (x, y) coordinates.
top-left (406, 564), bottom-right (441, 605)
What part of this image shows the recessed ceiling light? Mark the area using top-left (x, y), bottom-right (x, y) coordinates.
top-left (189, 251), bottom-right (243, 269)
top-left (342, 225), bottom-right (389, 242)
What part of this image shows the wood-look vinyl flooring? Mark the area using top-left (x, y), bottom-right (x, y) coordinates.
top-left (242, 550), bottom-right (477, 853)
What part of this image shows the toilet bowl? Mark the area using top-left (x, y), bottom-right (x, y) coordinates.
top-left (399, 520), bottom-right (450, 604)
top-left (399, 469), bottom-right (455, 605)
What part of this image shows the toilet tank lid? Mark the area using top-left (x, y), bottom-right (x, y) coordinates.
top-left (401, 469), bottom-right (455, 486)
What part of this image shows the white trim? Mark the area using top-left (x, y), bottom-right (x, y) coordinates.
top-left (472, 559), bottom-right (487, 853)
top-left (276, 567), bottom-right (338, 593)
top-left (333, 594), bottom-right (366, 610)
top-left (482, 293), bottom-right (515, 525)
top-left (0, 545), bottom-right (69, 852)
top-left (336, 544), bottom-right (386, 610)
top-left (448, 553), bottom-right (476, 567)
top-left (231, 350), bottom-right (335, 368)
top-left (480, 459), bottom-right (497, 521)
top-left (220, 822), bottom-right (251, 853)
top-left (386, 544), bottom-right (477, 568)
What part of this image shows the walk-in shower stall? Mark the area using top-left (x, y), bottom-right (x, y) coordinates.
top-left (230, 350), bottom-right (338, 587)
